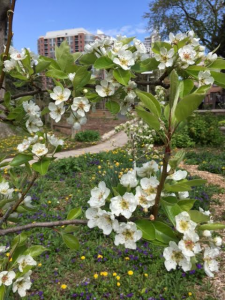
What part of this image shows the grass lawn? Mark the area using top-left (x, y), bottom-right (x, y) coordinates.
top-left (1, 148), bottom-right (223, 300)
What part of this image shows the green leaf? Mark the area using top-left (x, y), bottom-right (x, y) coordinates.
top-left (79, 53), bottom-right (97, 65)
top-left (135, 220), bottom-right (155, 240)
top-left (136, 106), bottom-right (160, 131)
top-left (152, 41), bottom-right (172, 54)
top-left (184, 179), bottom-right (206, 187)
top-left (24, 245), bottom-right (47, 257)
top-left (45, 69), bottom-right (68, 79)
top-left (0, 285), bottom-right (5, 300)
top-left (12, 232), bottom-right (29, 248)
top-left (169, 69), bottom-right (180, 107)
top-left (10, 154), bottom-right (33, 167)
top-left (169, 150), bottom-right (185, 170)
top-left (177, 199), bottom-right (196, 211)
top-left (67, 207), bottom-right (82, 220)
top-left (106, 101), bottom-right (120, 114)
top-left (41, 107), bottom-right (50, 116)
top-left (38, 56), bottom-right (61, 70)
top-left (63, 225), bottom-right (79, 234)
top-left (153, 221), bottom-right (178, 244)
top-left (164, 182), bottom-right (191, 192)
top-left (113, 68), bottom-right (131, 86)
top-left (208, 58), bottom-right (225, 70)
top-left (62, 234), bottom-right (80, 249)
top-left (136, 90), bottom-right (161, 117)
top-left (120, 37), bottom-right (135, 44)
top-left (175, 93), bottom-right (205, 122)
top-left (9, 70), bottom-right (28, 80)
top-left (210, 71), bottom-right (225, 88)
top-left (55, 40), bottom-right (74, 72)
top-left (188, 210), bottom-right (210, 223)
top-left (179, 79), bottom-right (194, 98)
top-left (35, 61), bottom-right (51, 73)
top-left (161, 203), bottom-right (182, 226)
top-left (161, 196), bottom-right (178, 206)
top-left (4, 91), bottom-right (11, 109)
top-left (131, 58), bottom-right (159, 73)
top-left (198, 223), bottom-right (225, 230)
top-left (94, 57), bottom-right (115, 69)
top-left (73, 67), bottom-right (91, 90)
top-left (31, 157), bottom-right (52, 175)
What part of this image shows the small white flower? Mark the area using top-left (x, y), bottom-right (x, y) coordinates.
top-left (66, 113), bottom-right (87, 130)
top-left (17, 139), bottom-right (31, 152)
top-left (111, 41), bottom-right (128, 55)
top-left (10, 51), bottom-right (27, 61)
top-left (31, 143), bottom-right (48, 157)
top-left (48, 102), bottom-right (65, 123)
top-left (68, 72), bottom-right (76, 81)
top-left (114, 222), bottom-right (142, 249)
top-left (17, 255), bottom-right (37, 272)
top-left (178, 191), bottom-right (189, 199)
top-left (113, 50), bottom-right (135, 70)
top-left (96, 80), bottom-right (115, 97)
top-left (85, 208), bottom-right (101, 228)
top-left (0, 271), bottom-right (16, 286)
top-left (136, 161), bottom-right (158, 177)
top-left (213, 237), bottom-right (223, 247)
top-left (23, 101), bottom-right (40, 117)
top-left (3, 59), bottom-right (17, 72)
top-left (169, 170), bottom-right (187, 181)
top-left (12, 271), bottom-right (32, 297)
top-left (47, 134), bottom-right (64, 148)
top-left (203, 247), bottom-right (220, 277)
top-left (28, 135), bottom-right (39, 144)
top-left (88, 181), bottom-right (110, 208)
top-left (140, 177), bottom-right (159, 198)
top-left (198, 70), bottom-right (214, 86)
top-left (120, 170), bottom-right (138, 188)
top-left (163, 241), bottom-right (191, 272)
top-left (135, 186), bottom-right (155, 209)
top-left (206, 52), bottom-right (217, 62)
top-left (169, 33), bottom-right (186, 45)
top-left (199, 207), bottom-right (211, 216)
top-left (155, 47), bottom-right (174, 70)
top-left (23, 196), bottom-right (34, 208)
top-left (0, 246), bottom-right (9, 253)
top-left (71, 97), bottom-right (90, 117)
top-left (50, 86), bottom-right (71, 105)
top-left (178, 231), bottom-right (201, 257)
top-left (97, 210), bottom-right (119, 235)
top-left (175, 211), bottom-right (197, 234)
top-left (26, 116), bottom-right (43, 134)
top-left (0, 181), bottom-right (14, 198)
top-left (110, 193), bottom-right (137, 219)
top-left (178, 45), bottom-right (196, 66)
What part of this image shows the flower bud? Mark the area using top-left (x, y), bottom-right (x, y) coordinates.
top-left (83, 89), bottom-right (88, 94)
top-left (39, 136), bottom-right (44, 141)
top-left (203, 230), bottom-right (211, 237)
top-left (150, 214), bottom-right (155, 221)
top-left (213, 236), bottom-right (222, 247)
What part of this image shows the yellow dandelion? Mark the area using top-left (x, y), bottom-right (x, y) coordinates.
top-left (61, 284), bottom-right (67, 289)
top-left (128, 270), bottom-right (133, 276)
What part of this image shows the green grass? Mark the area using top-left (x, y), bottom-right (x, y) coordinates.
top-left (1, 149), bottom-right (222, 300)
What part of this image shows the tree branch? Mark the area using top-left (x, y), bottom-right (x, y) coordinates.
top-left (0, 219), bottom-right (88, 236)
top-left (0, 0), bottom-right (16, 90)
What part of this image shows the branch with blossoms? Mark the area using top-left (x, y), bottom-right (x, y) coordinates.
top-left (1, 19), bottom-right (225, 299)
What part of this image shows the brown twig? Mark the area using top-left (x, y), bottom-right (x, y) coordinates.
top-left (0, 172), bottom-right (38, 227)
top-left (0, 0), bottom-right (16, 91)
top-left (0, 219), bottom-right (88, 236)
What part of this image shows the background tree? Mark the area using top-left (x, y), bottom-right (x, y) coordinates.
top-left (144, 0), bottom-right (225, 56)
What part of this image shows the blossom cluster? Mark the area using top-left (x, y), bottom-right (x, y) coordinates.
top-left (115, 112), bottom-right (154, 159)
top-left (154, 30), bottom-right (216, 87)
top-left (163, 210), bottom-right (222, 277)
top-left (0, 247), bottom-right (37, 297)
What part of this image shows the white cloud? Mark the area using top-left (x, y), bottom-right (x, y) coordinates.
top-left (90, 23), bottom-right (147, 38)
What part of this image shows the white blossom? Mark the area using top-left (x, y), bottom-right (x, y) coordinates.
top-left (71, 97), bottom-right (90, 117)
top-left (48, 102), bottom-right (65, 123)
top-left (68, 72), bottom-right (76, 81)
top-left (88, 181), bottom-right (110, 208)
top-left (135, 186), bottom-right (155, 209)
top-left (96, 80), bottom-right (115, 97)
top-left (10, 51), bottom-right (27, 61)
top-left (17, 139), bottom-right (31, 152)
top-left (213, 237), bottom-right (223, 247)
top-left (23, 196), bottom-right (34, 208)
top-left (66, 112), bottom-right (87, 130)
top-left (50, 86), bottom-right (71, 105)
top-left (169, 33), bottom-right (186, 45)
top-left (178, 231), bottom-right (201, 257)
top-left (13, 271), bottom-right (32, 297)
top-left (0, 271), bottom-right (16, 286)
top-left (136, 160), bottom-right (158, 177)
top-left (120, 170), bottom-right (138, 188)
top-left (169, 170), bottom-right (187, 181)
top-left (163, 241), bottom-right (191, 272)
top-left (3, 59), bottom-right (17, 72)
top-left (140, 177), bottom-right (159, 198)
top-left (47, 134), bottom-right (64, 148)
top-left (110, 193), bottom-right (137, 219)
top-left (113, 50), bottom-right (135, 70)
top-left (26, 116), bottom-right (43, 134)
top-left (206, 52), bottom-right (217, 62)
top-left (97, 210), bottom-right (119, 235)
top-left (85, 208), bottom-right (101, 228)
top-left (198, 70), bottom-right (214, 86)
top-left (178, 191), bottom-right (189, 199)
top-left (203, 230), bottom-right (212, 238)
top-left (203, 247), bottom-right (220, 277)
top-left (114, 222), bottom-right (142, 249)
top-left (155, 47), bottom-right (174, 69)
top-left (175, 211), bottom-right (197, 234)
top-left (0, 246), bottom-right (9, 253)
top-left (178, 45), bottom-right (196, 66)
top-left (23, 101), bottom-right (40, 117)
top-left (17, 255), bottom-right (37, 272)
top-left (31, 143), bottom-right (48, 157)
top-left (0, 182), bottom-right (14, 198)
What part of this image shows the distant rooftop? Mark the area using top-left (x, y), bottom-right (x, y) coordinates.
top-left (39, 28), bottom-right (93, 39)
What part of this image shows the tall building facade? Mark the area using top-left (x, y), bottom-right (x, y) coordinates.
top-left (144, 30), bottom-right (161, 56)
top-left (37, 28), bottom-right (96, 58)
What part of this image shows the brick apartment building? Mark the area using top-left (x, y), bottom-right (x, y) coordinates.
top-left (37, 28), bottom-right (96, 58)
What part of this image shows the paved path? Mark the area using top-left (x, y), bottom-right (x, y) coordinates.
top-left (4, 131), bottom-right (128, 164)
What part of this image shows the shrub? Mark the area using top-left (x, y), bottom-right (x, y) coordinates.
top-left (75, 130), bottom-right (100, 142)
top-left (172, 125), bottom-right (195, 148)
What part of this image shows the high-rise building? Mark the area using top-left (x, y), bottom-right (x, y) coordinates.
top-left (144, 30), bottom-right (161, 55)
top-left (37, 28), bottom-right (96, 58)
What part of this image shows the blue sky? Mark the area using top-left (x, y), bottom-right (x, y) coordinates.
top-left (13, 0), bottom-right (151, 53)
